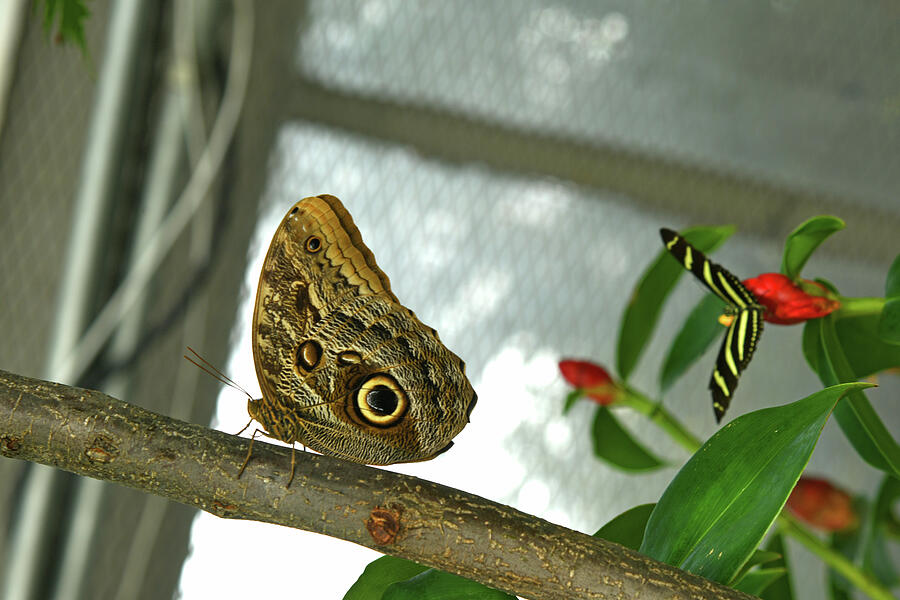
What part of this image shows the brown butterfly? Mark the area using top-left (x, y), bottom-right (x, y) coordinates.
top-left (243, 194), bottom-right (476, 486)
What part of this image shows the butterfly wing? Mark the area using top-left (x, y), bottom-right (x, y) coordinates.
top-left (252, 195), bottom-right (398, 409)
top-left (709, 307), bottom-right (763, 421)
top-left (660, 228), bottom-right (763, 421)
top-left (251, 195), bottom-right (476, 464)
top-left (660, 228), bottom-right (757, 309)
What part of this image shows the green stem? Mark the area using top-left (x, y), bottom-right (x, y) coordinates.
top-left (778, 515), bottom-right (895, 600)
top-left (835, 296), bottom-right (884, 319)
top-left (618, 385), bottom-right (702, 453)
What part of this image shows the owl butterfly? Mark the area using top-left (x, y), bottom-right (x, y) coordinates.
top-left (246, 194), bottom-right (476, 485)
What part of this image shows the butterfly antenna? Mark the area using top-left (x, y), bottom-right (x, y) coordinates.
top-left (184, 347), bottom-right (254, 400)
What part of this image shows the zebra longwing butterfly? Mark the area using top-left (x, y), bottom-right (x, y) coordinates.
top-left (660, 228), bottom-right (764, 422)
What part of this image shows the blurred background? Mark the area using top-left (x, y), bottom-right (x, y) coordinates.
top-left (0, 1), bottom-right (898, 598)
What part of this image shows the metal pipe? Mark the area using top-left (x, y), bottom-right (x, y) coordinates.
top-left (50, 36), bottom-right (186, 600)
top-left (2, 1), bottom-right (150, 598)
top-left (0, 0), bottom-right (27, 143)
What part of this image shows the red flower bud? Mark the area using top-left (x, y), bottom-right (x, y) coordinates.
top-left (786, 477), bottom-right (858, 531)
top-left (742, 273), bottom-right (840, 325)
top-left (558, 359), bottom-right (618, 405)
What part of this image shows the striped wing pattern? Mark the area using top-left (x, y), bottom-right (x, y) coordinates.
top-left (660, 228), bottom-right (763, 422)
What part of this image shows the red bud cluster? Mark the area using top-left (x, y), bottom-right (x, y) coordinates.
top-left (742, 273), bottom-right (840, 325)
top-left (786, 477), bottom-right (858, 531)
top-left (558, 359), bottom-right (619, 405)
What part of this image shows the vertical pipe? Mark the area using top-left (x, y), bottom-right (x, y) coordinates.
top-left (53, 50), bottom-right (187, 600)
top-left (2, 1), bottom-right (149, 599)
top-left (0, 0), bottom-right (27, 143)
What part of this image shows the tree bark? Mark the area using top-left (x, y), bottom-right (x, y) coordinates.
top-left (0, 369), bottom-right (755, 600)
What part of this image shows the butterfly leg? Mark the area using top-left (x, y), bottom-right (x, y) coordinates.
top-left (238, 428), bottom-right (262, 479)
top-left (285, 443), bottom-right (297, 489)
top-left (234, 418), bottom-right (253, 437)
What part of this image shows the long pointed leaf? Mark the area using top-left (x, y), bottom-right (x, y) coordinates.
top-left (827, 497), bottom-right (868, 597)
top-left (639, 382), bottom-right (872, 583)
top-left (761, 533), bottom-right (795, 600)
top-left (734, 568), bottom-right (788, 596)
top-left (562, 390), bottom-right (582, 415)
top-left (885, 252), bottom-right (900, 298)
top-left (616, 225), bottom-right (735, 380)
top-left (801, 319), bottom-right (823, 376)
top-left (829, 580), bottom-right (852, 600)
top-left (593, 503), bottom-right (655, 550)
top-left (865, 476), bottom-right (900, 586)
top-left (877, 297), bottom-right (900, 345)
top-left (344, 556), bottom-right (429, 600)
top-left (780, 216), bottom-right (845, 280)
top-left (382, 569), bottom-right (515, 600)
top-left (817, 316), bottom-right (900, 477)
top-left (730, 550), bottom-right (783, 586)
top-left (592, 406), bottom-right (666, 471)
top-left (834, 314), bottom-right (900, 376)
top-left (659, 293), bottom-right (727, 393)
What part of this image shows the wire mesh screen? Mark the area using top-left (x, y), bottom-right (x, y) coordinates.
top-left (0, 2), bottom-right (110, 380)
top-left (0, 0), bottom-right (111, 583)
top-left (295, 0), bottom-right (900, 210)
top-left (1, 1), bottom-right (898, 599)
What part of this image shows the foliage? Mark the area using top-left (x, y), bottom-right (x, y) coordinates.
top-left (345, 216), bottom-right (899, 600)
top-left (37, 0), bottom-right (90, 56)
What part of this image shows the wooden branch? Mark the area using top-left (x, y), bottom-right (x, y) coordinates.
top-left (0, 369), bottom-right (755, 600)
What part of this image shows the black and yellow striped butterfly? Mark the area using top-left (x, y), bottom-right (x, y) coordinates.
top-left (660, 228), bottom-right (764, 422)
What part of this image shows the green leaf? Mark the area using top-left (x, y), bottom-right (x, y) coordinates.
top-left (734, 568), bottom-right (788, 596)
top-left (828, 489), bottom-right (900, 591)
top-left (827, 498), bottom-right (867, 597)
top-left (815, 316), bottom-right (900, 478)
top-left (828, 581), bottom-right (852, 600)
top-left (41, 0), bottom-right (60, 33)
top-left (801, 319), bottom-right (823, 377)
top-left (729, 549), bottom-right (783, 586)
top-left (780, 216), bottom-right (845, 280)
top-left (40, 0), bottom-right (90, 54)
top-left (865, 476), bottom-right (900, 585)
top-left (866, 528), bottom-right (899, 588)
top-left (885, 252), bottom-right (900, 298)
top-left (833, 314), bottom-right (900, 376)
top-left (616, 225), bottom-right (735, 380)
top-left (749, 550), bottom-right (783, 567)
top-left (562, 390), bottom-right (582, 415)
top-left (815, 277), bottom-right (841, 295)
top-left (872, 474), bottom-right (900, 538)
top-left (877, 297), bottom-right (900, 345)
top-left (382, 569), bottom-right (515, 600)
top-left (639, 382), bottom-right (872, 583)
top-left (343, 556), bottom-right (429, 600)
top-left (593, 503), bottom-right (655, 550)
top-left (824, 491), bottom-right (899, 595)
top-left (760, 533), bottom-right (795, 600)
top-left (592, 407), bottom-right (666, 472)
top-left (659, 293), bottom-right (727, 393)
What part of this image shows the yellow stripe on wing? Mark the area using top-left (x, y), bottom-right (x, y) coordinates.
top-left (665, 235), bottom-right (679, 251)
top-left (736, 310), bottom-right (749, 363)
top-left (702, 260), bottom-right (717, 293)
top-left (716, 271), bottom-right (750, 309)
top-left (712, 369), bottom-right (730, 398)
top-left (723, 318), bottom-right (739, 376)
